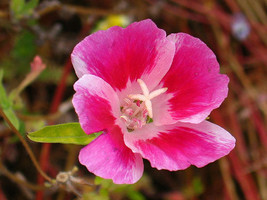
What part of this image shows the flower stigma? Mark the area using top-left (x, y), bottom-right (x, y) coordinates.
top-left (120, 79), bottom-right (167, 132)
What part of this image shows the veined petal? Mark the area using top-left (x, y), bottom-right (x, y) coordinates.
top-left (155, 33), bottom-right (229, 125)
top-left (72, 74), bottom-right (120, 134)
top-left (71, 19), bottom-right (175, 92)
top-left (124, 120), bottom-right (235, 170)
top-left (79, 126), bottom-right (144, 184)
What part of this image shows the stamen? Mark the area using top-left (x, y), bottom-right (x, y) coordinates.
top-left (128, 94), bottom-right (146, 101)
top-left (128, 79), bottom-right (168, 118)
top-left (137, 79), bottom-right (150, 96)
top-left (145, 99), bottom-right (153, 118)
top-left (121, 79), bottom-right (167, 131)
top-left (124, 98), bottom-right (132, 105)
top-left (120, 115), bottom-right (129, 121)
top-left (132, 105), bottom-right (143, 116)
top-left (149, 87), bottom-right (168, 99)
top-left (124, 108), bottom-right (134, 116)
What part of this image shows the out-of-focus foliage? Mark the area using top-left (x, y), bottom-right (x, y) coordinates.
top-left (0, 0), bottom-right (267, 199)
top-left (1, 30), bottom-right (36, 78)
top-left (11, 31), bottom-right (36, 64)
top-left (83, 176), bottom-right (149, 200)
top-left (10, 0), bottom-right (39, 19)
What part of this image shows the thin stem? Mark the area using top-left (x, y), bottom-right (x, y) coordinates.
top-left (36, 3), bottom-right (119, 17)
top-left (0, 108), bottom-right (52, 183)
top-left (218, 158), bottom-right (239, 200)
top-left (0, 161), bottom-right (47, 191)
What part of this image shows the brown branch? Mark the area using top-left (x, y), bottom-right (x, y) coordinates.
top-left (0, 108), bottom-right (52, 183)
top-left (0, 161), bottom-right (47, 191)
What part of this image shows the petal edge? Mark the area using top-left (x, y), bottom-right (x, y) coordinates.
top-left (124, 120), bottom-right (235, 170)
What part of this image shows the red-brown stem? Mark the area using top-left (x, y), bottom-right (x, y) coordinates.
top-left (172, 0), bottom-right (267, 67)
top-left (227, 99), bottom-right (249, 162)
top-left (230, 74), bottom-right (267, 151)
top-left (36, 21), bottom-right (93, 199)
top-left (144, 0), bottom-right (208, 24)
top-left (229, 152), bottom-right (260, 200)
top-left (241, 97), bottom-right (267, 151)
top-left (0, 187), bottom-right (7, 200)
top-left (36, 58), bottom-right (73, 200)
top-left (211, 110), bottom-right (260, 200)
top-left (0, 109), bottom-right (52, 184)
top-left (224, 0), bottom-right (240, 12)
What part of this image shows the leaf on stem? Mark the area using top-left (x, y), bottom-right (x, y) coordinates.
top-left (0, 69), bottom-right (20, 130)
top-left (28, 123), bottom-right (101, 145)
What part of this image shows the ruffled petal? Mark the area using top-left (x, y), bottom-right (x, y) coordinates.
top-left (71, 19), bottom-right (175, 92)
top-left (79, 126), bottom-right (144, 184)
top-left (154, 33), bottom-right (229, 125)
top-left (72, 74), bottom-right (120, 134)
top-left (124, 120), bottom-right (235, 170)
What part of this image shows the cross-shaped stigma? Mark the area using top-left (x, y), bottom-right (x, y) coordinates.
top-left (128, 79), bottom-right (168, 118)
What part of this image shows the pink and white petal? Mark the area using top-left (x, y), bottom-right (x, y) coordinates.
top-left (155, 33), bottom-right (229, 125)
top-left (79, 126), bottom-right (144, 184)
top-left (124, 120), bottom-right (235, 170)
top-left (72, 74), bottom-right (121, 134)
top-left (152, 92), bottom-right (176, 126)
top-left (71, 19), bottom-right (175, 92)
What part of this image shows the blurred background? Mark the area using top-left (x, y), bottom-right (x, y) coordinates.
top-left (0, 0), bottom-right (266, 199)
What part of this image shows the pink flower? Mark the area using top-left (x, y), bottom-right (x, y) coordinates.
top-left (71, 19), bottom-right (235, 184)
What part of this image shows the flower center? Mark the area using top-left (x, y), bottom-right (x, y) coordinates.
top-left (120, 79), bottom-right (167, 132)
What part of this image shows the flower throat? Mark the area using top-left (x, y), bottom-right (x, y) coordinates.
top-left (120, 79), bottom-right (167, 132)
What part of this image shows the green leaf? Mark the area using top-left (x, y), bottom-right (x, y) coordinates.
top-left (3, 108), bottom-right (20, 130)
top-left (28, 123), bottom-right (101, 145)
top-left (0, 69), bottom-right (20, 130)
top-left (0, 70), bottom-right (10, 108)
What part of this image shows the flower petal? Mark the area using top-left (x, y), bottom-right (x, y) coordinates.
top-left (154, 33), bottom-right (229, 125)
top-left (124, 120), bottom-right (235, 170)
top-left (79, 126), bottom-right (144, 184)
top-left (72, 74), bottom-right (120, 134)
top-left (71, 19), bottom-right (175, 92)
